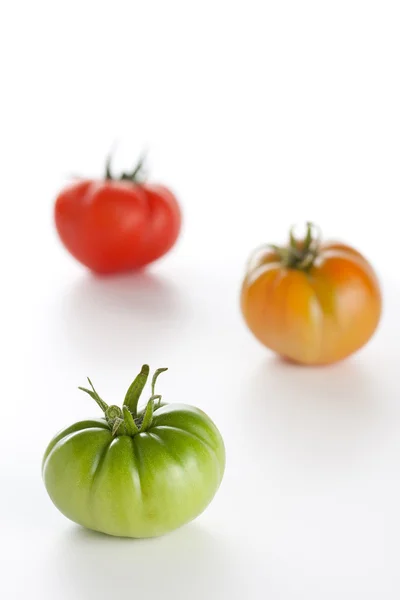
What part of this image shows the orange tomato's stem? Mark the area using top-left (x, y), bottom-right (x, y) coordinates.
top-left (270, 222), bottom-right (322, 272)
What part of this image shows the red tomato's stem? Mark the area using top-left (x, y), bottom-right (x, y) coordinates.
top-left (105, 154), bottom-right (113, 180)
top-left (104, 153), bottom-right (147, 184)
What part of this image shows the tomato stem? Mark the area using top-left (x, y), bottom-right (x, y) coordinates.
top-left (140, 397), bottom-right (155, 432)
top-left (120, 153), bottom-right (147, 183)
top-left (151, 368), bottom-right (168, 396)
top-left (105, 155), bottom-right (113, 180)
top-left (269, 222), bottom-right (322, 272)
top-left (112, 418), bottom-right (124, 436)
top-left (104, 153), bottom-right (147, 184)
top-left (123, 365), bottom-right (150, 416)
top-left (123, 406), bottom-right (140, 435)
top-left (105, 405), bottom-right (123, 422)
top-left (79, 366), bottom-right (167, 437)
top-left (78, 378), bottom-right (109, 412)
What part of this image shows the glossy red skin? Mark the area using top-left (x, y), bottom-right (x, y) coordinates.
top-left (55, 180), bottom-right (181, 274)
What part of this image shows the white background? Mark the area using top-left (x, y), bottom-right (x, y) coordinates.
top-left (1, 1), bottom-right (400, 598)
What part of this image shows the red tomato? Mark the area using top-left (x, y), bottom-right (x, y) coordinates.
top-left (55, 157), bottom-right (181, 274)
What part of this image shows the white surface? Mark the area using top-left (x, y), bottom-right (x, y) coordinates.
top-left (1, 1), bottom-right (400, 598)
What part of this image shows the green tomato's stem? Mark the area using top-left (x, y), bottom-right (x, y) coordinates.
top-left (78, 366), bottom-right (168, 437)
top-left (123, 365), bottom-right (150, 416)
top-left (78, 378), bottom-right (109, 412)
top-left (105, 405), bottom-right (123, 422)
top-left (151, 368), bottom-right (168, 396)
top-left (112, 418), bottom-right (124, 437)
top-left (150, 394), bottom-right (162, 409)
top-left (123, 407), bottom-right (139, 435)
top-left (140, 397), bottom-right (156, 432)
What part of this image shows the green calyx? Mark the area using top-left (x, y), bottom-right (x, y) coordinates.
top-left (104, 153), bottom-right (146, 184)
top-left (78, 365), bottom-right (167, 437)
top-left (271, 222), bottom-right (322, 272)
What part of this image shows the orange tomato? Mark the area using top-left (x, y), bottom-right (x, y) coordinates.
top-left (240, 224), bottom-right (382, 365)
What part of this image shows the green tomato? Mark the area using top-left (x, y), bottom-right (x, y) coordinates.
top-left (42, 366), bottom-right (225, 538)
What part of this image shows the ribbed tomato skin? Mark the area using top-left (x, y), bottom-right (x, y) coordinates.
top-left (241, 242), bottom-right (382, 365)
top-left (43, 404), bottom-right (225, 538)
top-left (55, 180), bottom-right (181, 273)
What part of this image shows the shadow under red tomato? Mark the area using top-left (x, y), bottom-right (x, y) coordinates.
top-left (56, 270), bottom-right (190, 366)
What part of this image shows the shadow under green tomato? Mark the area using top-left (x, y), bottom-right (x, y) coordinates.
top-left (45, 523), bottom-right (251, 600)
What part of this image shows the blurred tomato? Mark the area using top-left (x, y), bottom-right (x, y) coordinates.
top-left (241, 224), bottom-right (382, 365)
top-left (55, 157), bottom-right (181, 274)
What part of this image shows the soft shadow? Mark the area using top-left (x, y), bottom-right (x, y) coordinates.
top-left (45, 523), bottom-right (247, 600)
top-left (241, 355), bottom-right (390, 467)
top-left (57, 271), bottom-right (190, 362)
top-left (250, 355), bottom-right (383, 413)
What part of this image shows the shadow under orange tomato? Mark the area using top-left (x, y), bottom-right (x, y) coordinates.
top-left (241, 223), bottom-right (382, 365)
